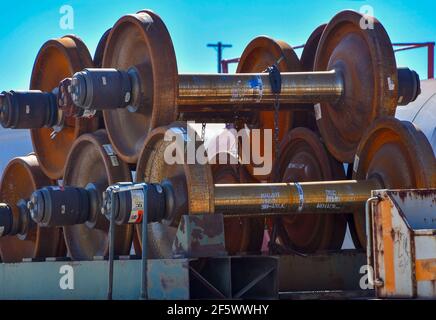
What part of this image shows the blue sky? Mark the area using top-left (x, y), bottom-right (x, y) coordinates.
top-left (0, 0), bottom-right (435, 90)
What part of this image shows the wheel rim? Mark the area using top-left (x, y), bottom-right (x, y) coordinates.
top-left (30, 35), bottom-right (97, 179)
top-left (314, 10), bottom-right (398, 163)
top-left (102, 10), bottom-right (178, 163)
top-left (237, 36), bottom-right (302, 181)
top-left (0, 155), bottom-right (64, 262)
top-left (135, 122), bottom-right (214, 258)
top-left (62, 130), bottom-right (133, 260)
top-left (351, 117), bottom-right (436, 248)
top-left (272, 127), bottom-right (347, 252)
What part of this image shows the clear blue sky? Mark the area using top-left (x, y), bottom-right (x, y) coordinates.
top-left (0, 0), bottom-right (435, 90)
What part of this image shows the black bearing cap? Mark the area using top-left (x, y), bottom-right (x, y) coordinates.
top-left (0, 90), bottom-right (58, 129)
top-left (397, 67), bottom-right (421, 106)
top-left (70, 68), bottom-right (132, 110)
top-left (0, 203), bottom-right (13, 237)
top-left (29, 186), bottom-right (90, 227)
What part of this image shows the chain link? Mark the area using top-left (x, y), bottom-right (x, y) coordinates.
top-left (273, 93), bottom-right (280, 164)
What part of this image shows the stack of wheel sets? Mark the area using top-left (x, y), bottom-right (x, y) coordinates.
top-left (0, 9), bottom-right (434, 268)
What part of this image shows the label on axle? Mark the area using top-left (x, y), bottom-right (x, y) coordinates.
top-left (129, 189), bottom-right (144, 224)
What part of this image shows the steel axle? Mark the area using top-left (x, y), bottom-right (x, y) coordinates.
top-left (68, 67), bottom-right (418, 113)
top-left (19, 178), bottom-right (380, 230)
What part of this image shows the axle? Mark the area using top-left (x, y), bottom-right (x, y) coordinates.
top-left (68, 67), bottom-right (418, 112)
top-left (0, 200), bottom-right (33, 237)
top-left (0, 67), bottom-right (420, 129)
top-left (213, 179), bottom-right (381, 217)
top-left (0, 178), bottom-right (383, 232)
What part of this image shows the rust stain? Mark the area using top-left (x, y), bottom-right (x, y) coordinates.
top-left (381, 199), bottom-right (396, 294)
top-left (416, 259), bottom-right (436, 281)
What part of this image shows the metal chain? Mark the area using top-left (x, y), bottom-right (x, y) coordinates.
top-left (273, 93), bottom-right (280, 164)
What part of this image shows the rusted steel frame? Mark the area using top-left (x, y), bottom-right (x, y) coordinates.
top-left (213, 179), bottom-right (380, 216)
top-left (177, 70), bottom-right (343, 110)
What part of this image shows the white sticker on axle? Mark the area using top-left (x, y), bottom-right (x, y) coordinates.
top-left (387, 77), bottom-right (395, 91)
top-left (0, 226), bottom-right (4, 237)
top-left (353, 155), bottom-right (360, 173)
top-left (314, 103), bottom-right (322, 120)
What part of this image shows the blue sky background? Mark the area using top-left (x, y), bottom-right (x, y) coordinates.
top-left (0, 0), bottom-right (435, 90)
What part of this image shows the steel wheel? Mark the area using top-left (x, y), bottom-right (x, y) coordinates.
top-left (62, 130), bottom-right (133, 260)
top-left (300, 24), bottom-right (327, 71)
top-left (93, 28), bottom-right (111, 68)
top-left (314, 10), bottom-right (398, 163)
top-left (30, 35), bottom-right (97, 179)
top-left (0, 155), bottom-right (64, 262)
top-left (272, 127), bottom-right (347, 252)
top-left (135, 122), bottom-right (214, 258)
top-left (290, 24), bottom-right (327, 132)
top-left (237, 36), bottom-right (302, 181)
top-left (210, 152), bottom-right (264, 254)
top-left (351, 117), bottom-right (436, 248)
top-left (102, 10), bottom-right (178, 163)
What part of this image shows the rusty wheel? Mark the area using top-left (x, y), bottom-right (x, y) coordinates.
top-left (135, 122), bottom-right (214, 258)
top-left (62, 130), bottom-right (133, 260)
top-left (30, 35), bottom-right (98, 180)
top-left (272, 127), bottom-right (347, 252)
top-left (314, 10), bottom-right (398, 163)
top-left (300, 24), bottom-right (327, 71)
top-left (210, 152), bottom-right (264, 254)
top-left (237, 36), bottom-right (302, 181)
top-left (102, 10), bottom-right (178, 164)
top-left (351, 117), bottom-right (436, 248)
top-left (0, 154), bottom-right (64, 262)
top-left (93, 28), bottom-right (111, 68)
top-left (292, 24), bottom-right (328, 132)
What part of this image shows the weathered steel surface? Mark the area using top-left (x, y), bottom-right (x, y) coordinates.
top-left (135, 123), bottom-right (214, 258)
top-left (210, 152), bottom-right (264, 254)
top-left (0, 256), bottom-right (278, 300)
top-left (272, 127), bottom-right (347, 252)
top-left (172, 214), bottom-right (227, 258)
top-left (314, 10), bottom-right (398, 163)
top-left (352, 117), bottom-right (436, 248)
top-left (0, 155), bottom-right (64, 262)
top-left (62, 130), bottom-right (133, 260)
top-left (102, 10), bottom-right (178, 163)
top-left (30, 35), bottom-right (97, 179)
top-left (236, 36), bottom-right (302, 181)
top-left (371, 189), bottom-right (436, 298)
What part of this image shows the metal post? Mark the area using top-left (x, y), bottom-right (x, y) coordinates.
top-left (107, 191), bottom-right (116, 300)
top-left (428, 43), bottom-right (434, 79)
top-left (140, 184), bottom-right (148, 300)
top-left (207, 42), bottom-right (232, 73)
top-left (365, 196), bottom-right (380, 288)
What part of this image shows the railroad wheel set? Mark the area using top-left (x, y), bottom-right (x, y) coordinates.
top-left (0, 9), bottom-right (435, 263)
